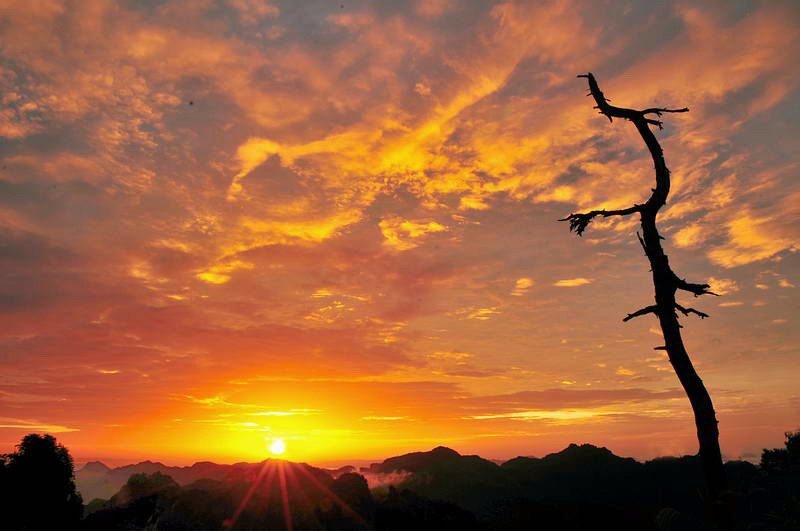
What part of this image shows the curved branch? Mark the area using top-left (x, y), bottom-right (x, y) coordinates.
top-left (560, 204), bottom-right (643, 236)
top-left (674, 275), bottom-right (719, 297)
top-left (623, 305), bottom-right (659, 322)
top-left (675, 303), bottom-right (710, 319)
top-left (642, 107), bottom-right (690, 116)
top-left (578, 73), bottom-right (688, 129)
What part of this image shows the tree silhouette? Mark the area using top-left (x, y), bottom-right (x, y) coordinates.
top-left (759, 431), bottom-right (800, 528)
top-left (0, 433), bottom-right (83, 530)
top-left (561, 73), bottom-right (725, 526)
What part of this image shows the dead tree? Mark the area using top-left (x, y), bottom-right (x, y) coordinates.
top-left (562, 73), bottom-right (726, 523)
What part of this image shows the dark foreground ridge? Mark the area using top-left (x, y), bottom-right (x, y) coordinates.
top-left (2, 432), bottom-right (798, 530)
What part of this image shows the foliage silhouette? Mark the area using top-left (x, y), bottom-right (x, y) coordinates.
top-left (0, 433), bottom-right (83, 530)
top-left (562, 73), bottom-right (725, 527)
top-left (756, 431), bottom-right (800, 528)
top-left (374, 486), bottom-right (479, 531)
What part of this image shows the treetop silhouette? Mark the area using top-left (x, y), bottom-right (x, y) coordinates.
top-left (562, 73), bottom-right (726, 528)
top-left (0, 433), bottom-right (83, 530)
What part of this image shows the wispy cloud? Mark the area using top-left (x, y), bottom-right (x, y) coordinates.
top-left (0, 418), bottom-right (79, 433)
top-left (554, 278), bottom-right (592, 287)
top-left (511, 277), bottom-right (534, 296)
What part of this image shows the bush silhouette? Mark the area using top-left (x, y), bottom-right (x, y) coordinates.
top-left (0, 433), bottom-right (83, 530)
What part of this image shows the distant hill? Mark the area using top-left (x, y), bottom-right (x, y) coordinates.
top-left (501, 443), bottom-right (643, 503)
top-left (362, 446), bottom-right (461, 474)
top-left (323, 464), bottom-right (357, 477)
top-left (77, 458), bottom-right (318, 501)
top-left (82, 460), bottom-right (358, 531)
top-left (79, 461), bottom-right (111, 476)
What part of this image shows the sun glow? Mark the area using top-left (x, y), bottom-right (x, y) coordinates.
top-left (269, 438), bottom-right (286, 455)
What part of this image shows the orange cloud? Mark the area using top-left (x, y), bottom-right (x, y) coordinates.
top-left (554, 278), bottom-right (592, 287)
top-left (709, 211), bottom-right (799, 268)
top-left (379, 216), bottom-right (448, 251)
top-left (511, 277), bottom-right (534, 296)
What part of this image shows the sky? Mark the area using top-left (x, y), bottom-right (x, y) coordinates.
top-left (0, 0), bottom-right (798, 467)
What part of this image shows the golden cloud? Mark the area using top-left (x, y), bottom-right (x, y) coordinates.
top-left (379, 216), bottom-right (448, 251)
top-left (707, 277), bottom-right (739, 296)
top-left (708, 212), bottom-right (798, 268)
top-left (511, 277), bottom-right (534, 296)
top-left (554, 278), bottom-right (592, 287)
top-left (673, 224), bottom-right (704, 249)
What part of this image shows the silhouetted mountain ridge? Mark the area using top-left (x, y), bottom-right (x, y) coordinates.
top-left (75, 443), bottom-right (762, 527)
top-left (363, 445), bottom-right (461, 474)
top-left (77, 458), bottom-right (298, 501)
top-left (74, 443), bottom-right (665, 503)
top-left (79, 461), bottom-right (111, 476)
top-left (71, 434), bottom-right (800, 531)
top-left (501, 443), bottom-right (643, 505)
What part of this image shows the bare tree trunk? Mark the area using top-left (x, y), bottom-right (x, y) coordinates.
top-left (562, 73), bottom-right (726, 528)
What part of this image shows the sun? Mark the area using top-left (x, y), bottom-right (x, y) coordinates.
top-left (268, 438), bottom-right (286, 455)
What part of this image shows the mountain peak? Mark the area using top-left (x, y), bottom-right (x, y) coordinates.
top-left (552, 443), bottom-right (617, 460)
top-left (368, 446), bottom-right (462, 474)
top-left (430, 446), bottom-right (460, 457)
top-left (561, 442), bottom-right (611, 453)
top-left (80, 461), bottom-right (111, 473)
